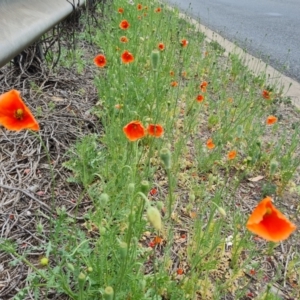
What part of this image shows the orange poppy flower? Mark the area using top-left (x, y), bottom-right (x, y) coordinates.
top-left (206, 138), bottom-right (215, 149)
top-left (93, 54), bottom-right (106, 68)
top-left (118, 8), bottom-right (124, 14)
top-left (137, 4), bottom-right (142, 10)
top-left (0, 90), bottom-right (39, 131)
top-left (155, 7), bottom-right (161, 13)
top-left (158, 43), bottom-right (165, 51)
top-left (200, 81), bottom-right (208, 92)
top-left (181, 39), bottom-right (188, 47)
top-left (246, 197), bottom-right (296, 242)
top-left (153, 236), bottom-right (163, 245)
top-left (123, 121), bottom-right (146, 141)
top-left (147, 124), bottom-right (164, 137)
top-left (227, 150), bottom-right (237, 160)
top-left (171, 81), bottom-right (178, 87)
top-left (120, 36), bottom-right (128, 43)
top-left (196, 95), bottom-right (204, 102)
top-left (119, 20), bottom-right (130, 30)
top-left (177, 268), bottom-right (184, 275)
top-left (170, 71), bottom-right (174, 76)
top-left (266, 115), bottom-right (277, 125)
top-left (262, 90), bottom-right (271, 100)
top-left (121, 50), bottom-right (134, 64)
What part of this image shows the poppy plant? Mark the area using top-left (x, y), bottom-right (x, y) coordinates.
top-left (262, 90), bottom-right (271, 100)
top-left (123, 121), bottom-right (146, 141)
top-left (119, 20), bottom-right (130, 30)
top-left (170, 71), bottom-right (174, 76)
top-left (196, 95), bottom-right (204, 102)
top-left (155, 7), bottom-right (161, 13)
top-left (266, 115), bottom-right (277, 125)
top-left (171, 81), bottom-right (178, 87)
top-left (93, 54), bottom-right (106, 68)
top-left (200, 81), bottom-right (208, 92)
top-left (158, 43), bottom-right (165, 51)
top-left (0, 90), bottom-right (39, 131)
top-left (227, 150), bottom-right (237, 160)
top-left (118, 8), bottom-right (124, 13)
top-left (206, 138), bottom-right (215, 150)
top-left (121, 50), bottom-right (134, 64)
top-left (147, 124), bottom-right (164, 137)
top-left (137, 3), bottom-right (142, 10)
top-left (246, 197), bottom-right (296, 242)
top-left (120, 36), bottom-right (128, 43)
top-left (180, 39), bottom-right (188, 47)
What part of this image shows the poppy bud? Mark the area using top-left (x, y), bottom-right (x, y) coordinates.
top-left (147, 206), bottom-right (162, 231)
top-left (128, 183), bottom-right (135, 193)
top-left (99, 193), bottom-right (109, 206)
top-left (217, 206), bottom-right (226, 218)
top-left (103, 286), bottom-right (114, 300)
top-left (160, 148), bottom-right (171, 169)
top-left (150, 50), bottom-right (160, 71)
top-left (156, 201), bottom-right (164, 211)
top-left (67, 263), bottom-right (75, 272)
top-left (270, 160), bottom-right (279, 176)
top-left (140, 180), bottom-right (150, 194)
top-left (87, 266), bottom-right (93, 273)
top-left (40, 257), bottom-right (49, 266)
top-left (119, 241), bottom-right (128, 259)
top-left (99, 226), bottom-right (106, 235)
top-left (78, 272), bottom-right (86, 282)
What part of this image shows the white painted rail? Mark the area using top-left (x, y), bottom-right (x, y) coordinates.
top-left (0, 0), bottom-right (85, 68)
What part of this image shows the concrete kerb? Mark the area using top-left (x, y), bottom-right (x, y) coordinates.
top-left (174, 10), bottom-right (300, 109)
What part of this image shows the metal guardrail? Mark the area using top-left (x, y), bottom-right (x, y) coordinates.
top-left (0, 0), bottom-right (86, 68)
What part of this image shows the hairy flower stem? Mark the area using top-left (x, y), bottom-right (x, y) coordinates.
top-left (166, 169), bottom-right (174, 218)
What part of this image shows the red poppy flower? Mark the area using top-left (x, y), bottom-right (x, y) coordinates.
top-left (119, 20), bottom-right (130, 30)
top-left (0, 90), bottom-right (39, 131)
top-left (121, 50), bottom-right (134, 64)
top-left (155, 7), bottom-right (161, 13)
top-left (118, 8), bottom-right (124, 14)
top-left (181, 39), bottom-right (188, 47)
top-left (266, 115), bottom-right (277, 125)
top-left (262, 90), bottom-right (271, 100)
top-left (120, 36), bottom-right (128, 43)
top-left (147, 124), bottom-right (164, 137)
top-left (227, 150), bottom-right (237, 160)
top-left (93, 54), bottom-right (106, 68)
top-left (137, 4), bottom-right (142, 10)
top-left (196, 95), bottom-right (204, 102)
top-left (171, 81), bottom-right (178, 87)
top-left (158, 43), bottom-right (165, 51)
top-left (123, 120), bottom-right (146, 141)
top-left (246, 197), bottom-right (296, 242)
top-left (200, 81), bottom-right (208, 92)
top-left (206, 138), bottom-right (215, 149)
top-left (150, 188), bottom-right (158, 196)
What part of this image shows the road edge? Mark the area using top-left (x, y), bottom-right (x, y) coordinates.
top-left (167, 4), bottom-right (300, 108)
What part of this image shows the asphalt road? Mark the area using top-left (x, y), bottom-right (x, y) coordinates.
top-left (166, 0), bottom-right (300, 82)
